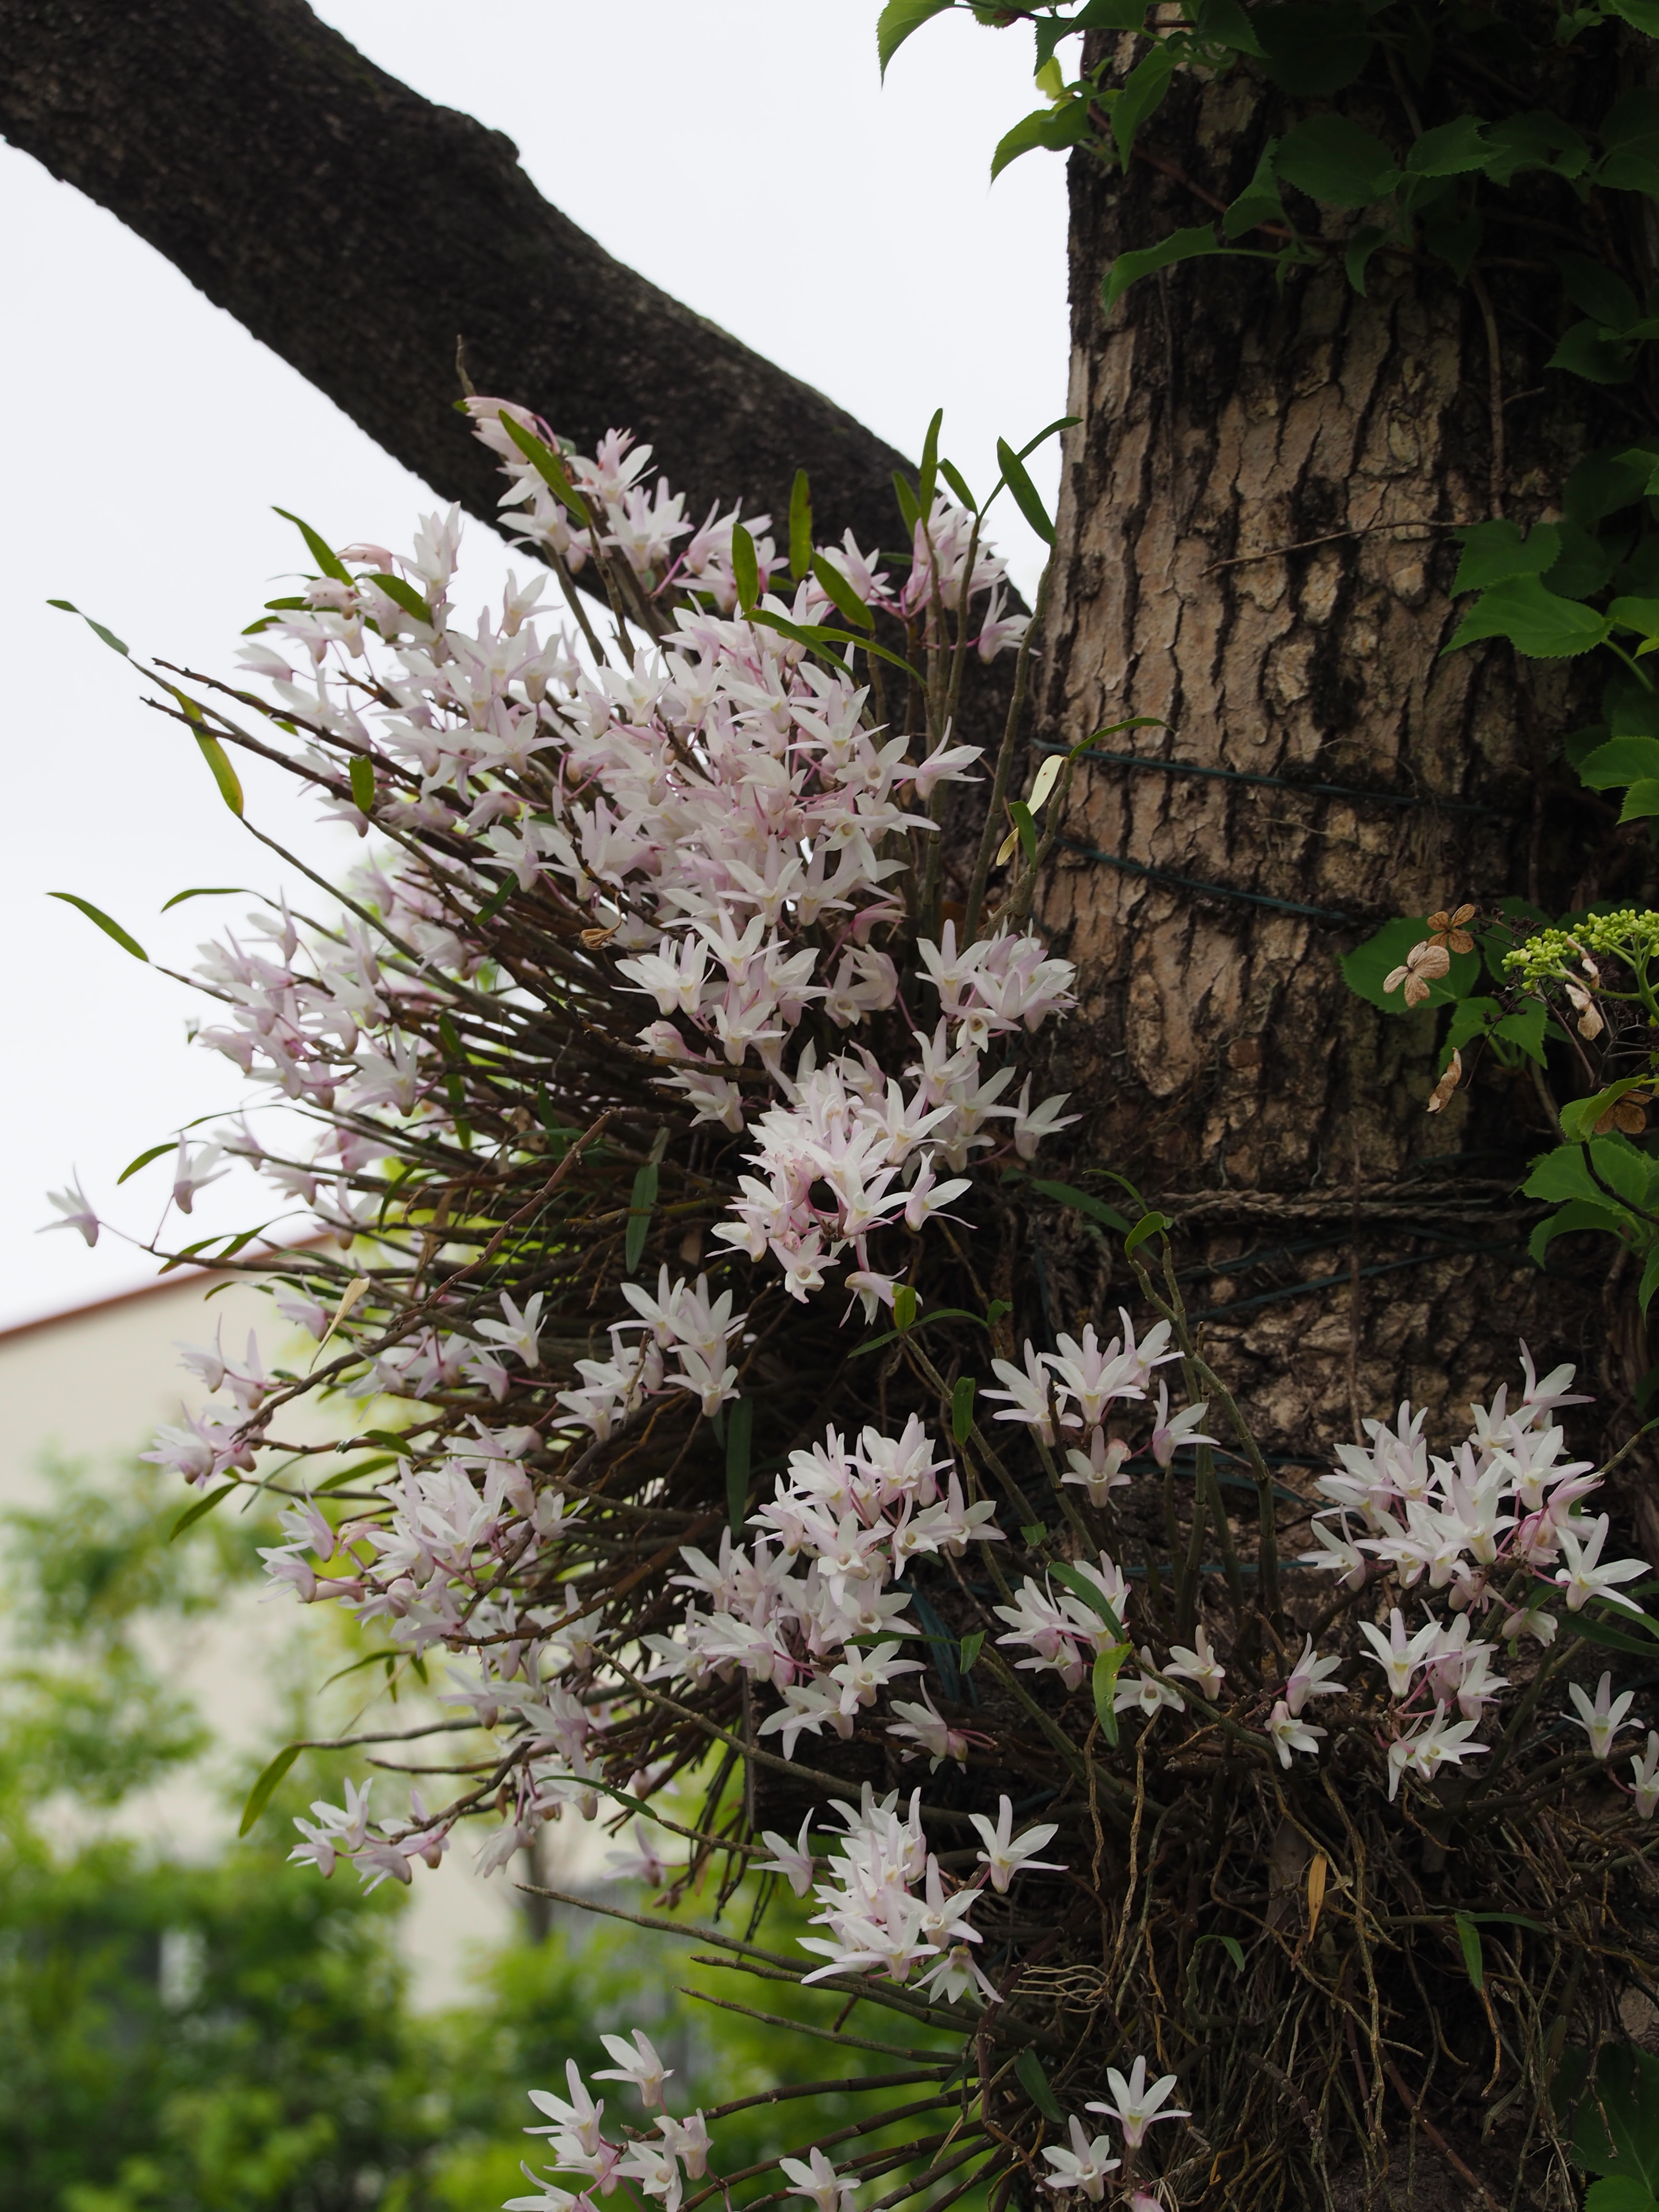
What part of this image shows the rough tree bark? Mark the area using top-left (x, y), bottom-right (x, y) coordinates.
top-left (1034, 48), bottom-right (1657, 1494)
top-left (0, 0), bottom-right (909, 552)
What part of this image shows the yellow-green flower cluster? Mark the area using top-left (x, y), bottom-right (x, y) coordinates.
top-left (1504, 910), bottom-right (1659, 987)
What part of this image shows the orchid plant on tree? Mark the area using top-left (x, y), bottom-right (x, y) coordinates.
top-left (43, 393), bottom-right (1659, 2210)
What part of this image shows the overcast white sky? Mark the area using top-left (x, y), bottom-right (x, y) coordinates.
top-left (0, 0), bottom-right (1069, 1330)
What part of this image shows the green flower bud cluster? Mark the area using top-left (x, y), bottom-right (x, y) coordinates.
top-left (1503, 910), bottom-right (1659, 987)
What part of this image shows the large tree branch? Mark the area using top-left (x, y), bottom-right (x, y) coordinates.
top-left (0, 0), bottom-right (912, 548)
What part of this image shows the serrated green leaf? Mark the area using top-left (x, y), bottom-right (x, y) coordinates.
top-left (1524, 1137), bottom-right (1659, 1214)
top-left (1222, 139), bottom-right (1288, 239)
top-left (1407, 116), bottom-right (1493, 175)
top-left (877, 0), bottom-right (952, 77)
top-left (48, 891), bottom-right (149, 962)
top-left (951, 1375), bottom-right (976, 1445)
top-left (1102, 225), bottom-right (1224, 311)
top-left (1578, 734), bottom-right (1659, 789)
top-left (1111, 44), bottom-right (1174, 167)
top-left (990, 99), bottom-right (1094, 180)
top-left (1555, 252), bottom-right (1641, 330)
top-left (725, 1395), bottom-right (753, 1533)
top-left (1344, 224), bottom-right (1391, 296)
top-left (1277, 114), bottom-right (1399, 207)
top-left (1529, 1197), bottom-right (1624, 1265)
top-left (239, 1743), bottom-right (302, 1836)
top-left (1619, 778), bottom-right (1659, 822)
top-left (1192, 0), bottom-right (1263, 52)
top-left (1254, 1), bottom-right (1371, 94)
top-left (1549, 320), bottom-right (1637, 385)
top-left (1452, 519), bottom-right (1563, 594)
top-left (1445, 574), bottom-right (1611, 658)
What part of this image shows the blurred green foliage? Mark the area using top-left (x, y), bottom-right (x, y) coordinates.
top-left (0, 1459), bottom-right (963, 2212)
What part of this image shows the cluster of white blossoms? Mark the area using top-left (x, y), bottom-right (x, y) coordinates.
top-left (1301, 1351), bottom-right (1654, 1801)
top-left (652, 1411), bottom-right (1000, 1759)
top-left (160, 400), bottom-right (1075, 1322)
top-left (505, 2031), bottom-right (712, 2212)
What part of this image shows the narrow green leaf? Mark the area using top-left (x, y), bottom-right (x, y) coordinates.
top-left (1124, 1209), bottom-right (1173, 1260)
top-left (48, 891), bottom-right (148, 962)
top-left (349, 755), bottom-right (376, 815)
top-left (1028, 1179), bottom-right (1132, 1233)
top-left (994, 438), bottom-right (1054, 546)
top-left (746, 607), bottom-right (925, 682)
top-left (1051, 1563), bottom-right (1125, 1641)
top-left (118, 1142), bottom-right (176, 1185)
top-left (625, 1161), bottom-right (660, 1275)
top-left (366, 571), bottom-right (431, 623)
top-left (893, 1284), bottom-right (918, 1332)
top-left (313, 1454), bottom-right (397, 1493)
top-left (1020, 1523), bottom-right (1047, 1546)
top-left (917, 408), bottom-right (943, 517)
top-left (1015, 415), bottom-right (1082, 465)
top-left (1455, 1912), bottom-right (1485, 1991)
top-left (939, 459), bottom-right (977, 512)
top-left (160, 886), bottom-right (250, 911)
top-left (169, 1481), bottom-right (236, 1541)
top-left (951, 1375), bottom-right (976, 1445)
top-left (1014, 2048), bottom-right (1066, 2123)
top-left (272, 506), bottom-right (353, 585)
top-left (48, 598), bottom-right (130, 656)
top-left (725, 1395), bottom-right (754, 1533)
top-left (731, 524), bottom-right (760, 613)
top-left (788, 470), bottom-right (814, 582)
top-left (891, 470), bottom-right (922, 534)
top-left (195, 732), bottom-right (245, 816)
top-left (240, 1743), bottom-right (302, 1836)
top-left (1220, 1934), bottom-right (1246, 1972)
top-left (496, 417), bottom-right (592, 525)
top-left (1091, 1644), bottom-right (1128, 1745)
top-left (811, 553), bottom-right (874, 630)
top-left (959, 1629), bottom-right (986, 1674)
top-left (1010, 798), bottom-right (1038, 865)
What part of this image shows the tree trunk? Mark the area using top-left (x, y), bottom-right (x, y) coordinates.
top-left (1034, 54), bottom-right (1655, 1477)
top-left (0, 0), bottom-right (909, 552)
